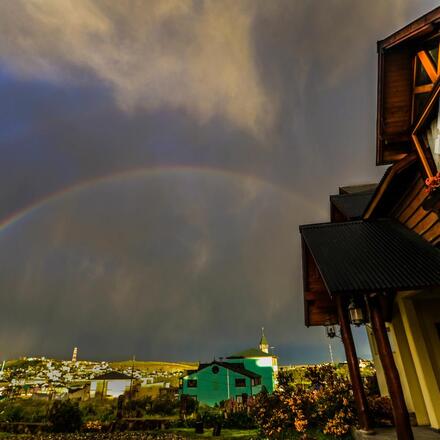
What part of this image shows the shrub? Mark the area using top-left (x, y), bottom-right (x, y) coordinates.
top-left (150, 395), bottom-right (179, 415)
top-left (251, 365), bottom-right (356, 438)
top-left (79, 399), bottom-right (116, 423)
top-left (223, 409), bottom-right (256, 429)
top-left (198, 405), bottom-right (223, 427)
top-left (0, 399), bottom-right (49, 423)
top-left (368, 395), bottom-right (394, 426)
top-left (48, 400), bottom-right (83, 432)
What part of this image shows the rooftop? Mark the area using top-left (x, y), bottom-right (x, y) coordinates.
top-left (300, 219), bottom-right (440, 295)
top-left (227, 348), bottom-right (274, 359)
top-left (92, 371), bottom-right (132, 381)
top-left (196, 361), bottom-right (261, 379)
top-left (330, 192), bottom-right (375, 220)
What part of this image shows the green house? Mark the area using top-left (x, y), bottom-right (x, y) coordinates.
top-left (180, 331), bottom-right (278, 406)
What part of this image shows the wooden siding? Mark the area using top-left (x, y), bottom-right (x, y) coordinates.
top-left (392, 175), bottom-right (440, 245)
top-left (302, 238), bottom-right (337, 327)
top-left (377, 46), bottom-right (413, 165)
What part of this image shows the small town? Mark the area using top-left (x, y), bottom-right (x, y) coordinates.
top-left (0, 333), bottom-right (380, 439)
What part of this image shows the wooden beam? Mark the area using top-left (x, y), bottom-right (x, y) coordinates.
top-left (417, 51), bottom-right (438, 83)
top-left (336, 295), bottom-right (373, 432)
top-left (367, 294), bottom-right (414, 440)
top-left (413, 84), bottom-right (434, 94)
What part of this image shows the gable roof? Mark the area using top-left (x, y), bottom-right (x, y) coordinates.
top-left (376, 6), bottom-right (440, 165)
top-left (92, 371), bottom-right (132, 381)
top-left (330, 192), bottom-right (375, 221)
top-left (189, 361), bottom-right (261, 380)
top-left (300, 219), bottom-right (440, 296)
top-left (363, 153), bottom-right (419, 219)
top-left (378, 7), bottom-right (440, 51)
top-left (226, 348), bottom-right (273, 359)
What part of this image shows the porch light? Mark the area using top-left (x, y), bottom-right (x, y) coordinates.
top-left (348, 298), bottom-right (364, 326)
top-left (325, 324), bottom-right (337, 339)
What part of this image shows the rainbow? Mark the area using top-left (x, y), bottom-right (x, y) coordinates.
top-left (0, 164), bottom-right (316, 234)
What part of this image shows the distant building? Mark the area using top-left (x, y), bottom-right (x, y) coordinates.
top-left (90, 371), bottom-right (133, 399)
top-left (72, 347), bottom-right (78, 363)
top-left (179, 331), bottom-right (278, 406)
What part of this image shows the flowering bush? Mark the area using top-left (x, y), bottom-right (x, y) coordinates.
top-left (84, 420), bottom-right (103, 431)
top-left (251, 365), bottom-right (355, 438)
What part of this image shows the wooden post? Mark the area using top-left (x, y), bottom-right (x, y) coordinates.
top-left (336, 295), bottom-right (373, 432)
top-left (367, 294), bottom-right (414, 440)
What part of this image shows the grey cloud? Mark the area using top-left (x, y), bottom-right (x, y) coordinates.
top-left (0, 172), bottom-right (324, 361)
top-left (0, 0), bottom-right (275, 139)
top-left (1, 0), bottom-right (439, 363)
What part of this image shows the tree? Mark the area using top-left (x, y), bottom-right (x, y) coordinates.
top-left (48, 400), bottom-right (83, 432)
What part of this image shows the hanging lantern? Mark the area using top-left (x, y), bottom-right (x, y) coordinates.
top-left (348, 298), bottom-right (364, 326)
top-left (325, 324), bottom-right (337, 338)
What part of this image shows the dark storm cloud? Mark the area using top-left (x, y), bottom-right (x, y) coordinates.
top-left (0, 0), bottom-right (438, 362)
top-left (0, 173), bottom-right (319, 361)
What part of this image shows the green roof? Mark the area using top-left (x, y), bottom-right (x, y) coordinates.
top-left (226, 348), bottom-right (272, 358)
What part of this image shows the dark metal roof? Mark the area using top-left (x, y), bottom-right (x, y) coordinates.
top-left (92, 371), bottom-right (132, 381)
top-left (196, 361), bottom-right (261, 379)
top-left (299, 219), bottom-right (440, 295)
top-left (330, 192), bottom-right (374, 220)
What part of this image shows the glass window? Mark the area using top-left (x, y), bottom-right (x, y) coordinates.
top-left (414, 93), bottom-right (431, 120)
top-left (251, 377), bottom-right (261, 386)
top-left (235, 378), bottom-right (246, 387)
top-left (422, 101), bottom-right (440, 170)
top-left (429, 46), bottom-right (439, 66)
top-left (415, 58), bottom-right (432, 86)
top-left (187, 379), bottom-right (197, 388)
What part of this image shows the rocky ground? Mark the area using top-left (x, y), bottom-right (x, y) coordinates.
top-left (0, 432), bottom-right (260, 440)
top-left (0, 434), bottom-right (189, 440)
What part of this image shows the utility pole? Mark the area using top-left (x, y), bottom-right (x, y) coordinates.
top-left (129, 355), bottom-right (135, 402)
top-left (328, 341), bottom-right (334, 364)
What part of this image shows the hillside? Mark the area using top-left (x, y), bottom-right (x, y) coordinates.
top-left (109, 360), bottom-right (198, 372)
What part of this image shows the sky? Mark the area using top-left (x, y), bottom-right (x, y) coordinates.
top-left (0, 0), bottom-right (438, 364)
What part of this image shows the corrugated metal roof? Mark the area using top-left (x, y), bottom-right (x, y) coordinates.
top-left (299, 219), bottom-right (440, 295)
top-left (330, 192), bottom-right (374, 220)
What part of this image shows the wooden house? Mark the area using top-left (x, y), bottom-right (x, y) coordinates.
top-left (299, 8), bottom-right (440, 440)
top-left (179, 332), bottom-right (277, 406)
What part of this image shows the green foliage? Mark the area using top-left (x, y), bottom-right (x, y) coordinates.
top-left (223, 410), bottom-right (256, 429)
top-left (150, 395), bottom-right (180, 415)
top-left (197, 405), bottom-right (223, 427)
top-left (367, 395), bottom-right (394, 426)
top-left (79, 399), bottom-right (117, 422)
top-left (184, 396), bottom-right (198, 415)
top-left (0, 399), bottom-right (49, 423)
top-left (48, 400), bottom-right (82, 432)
